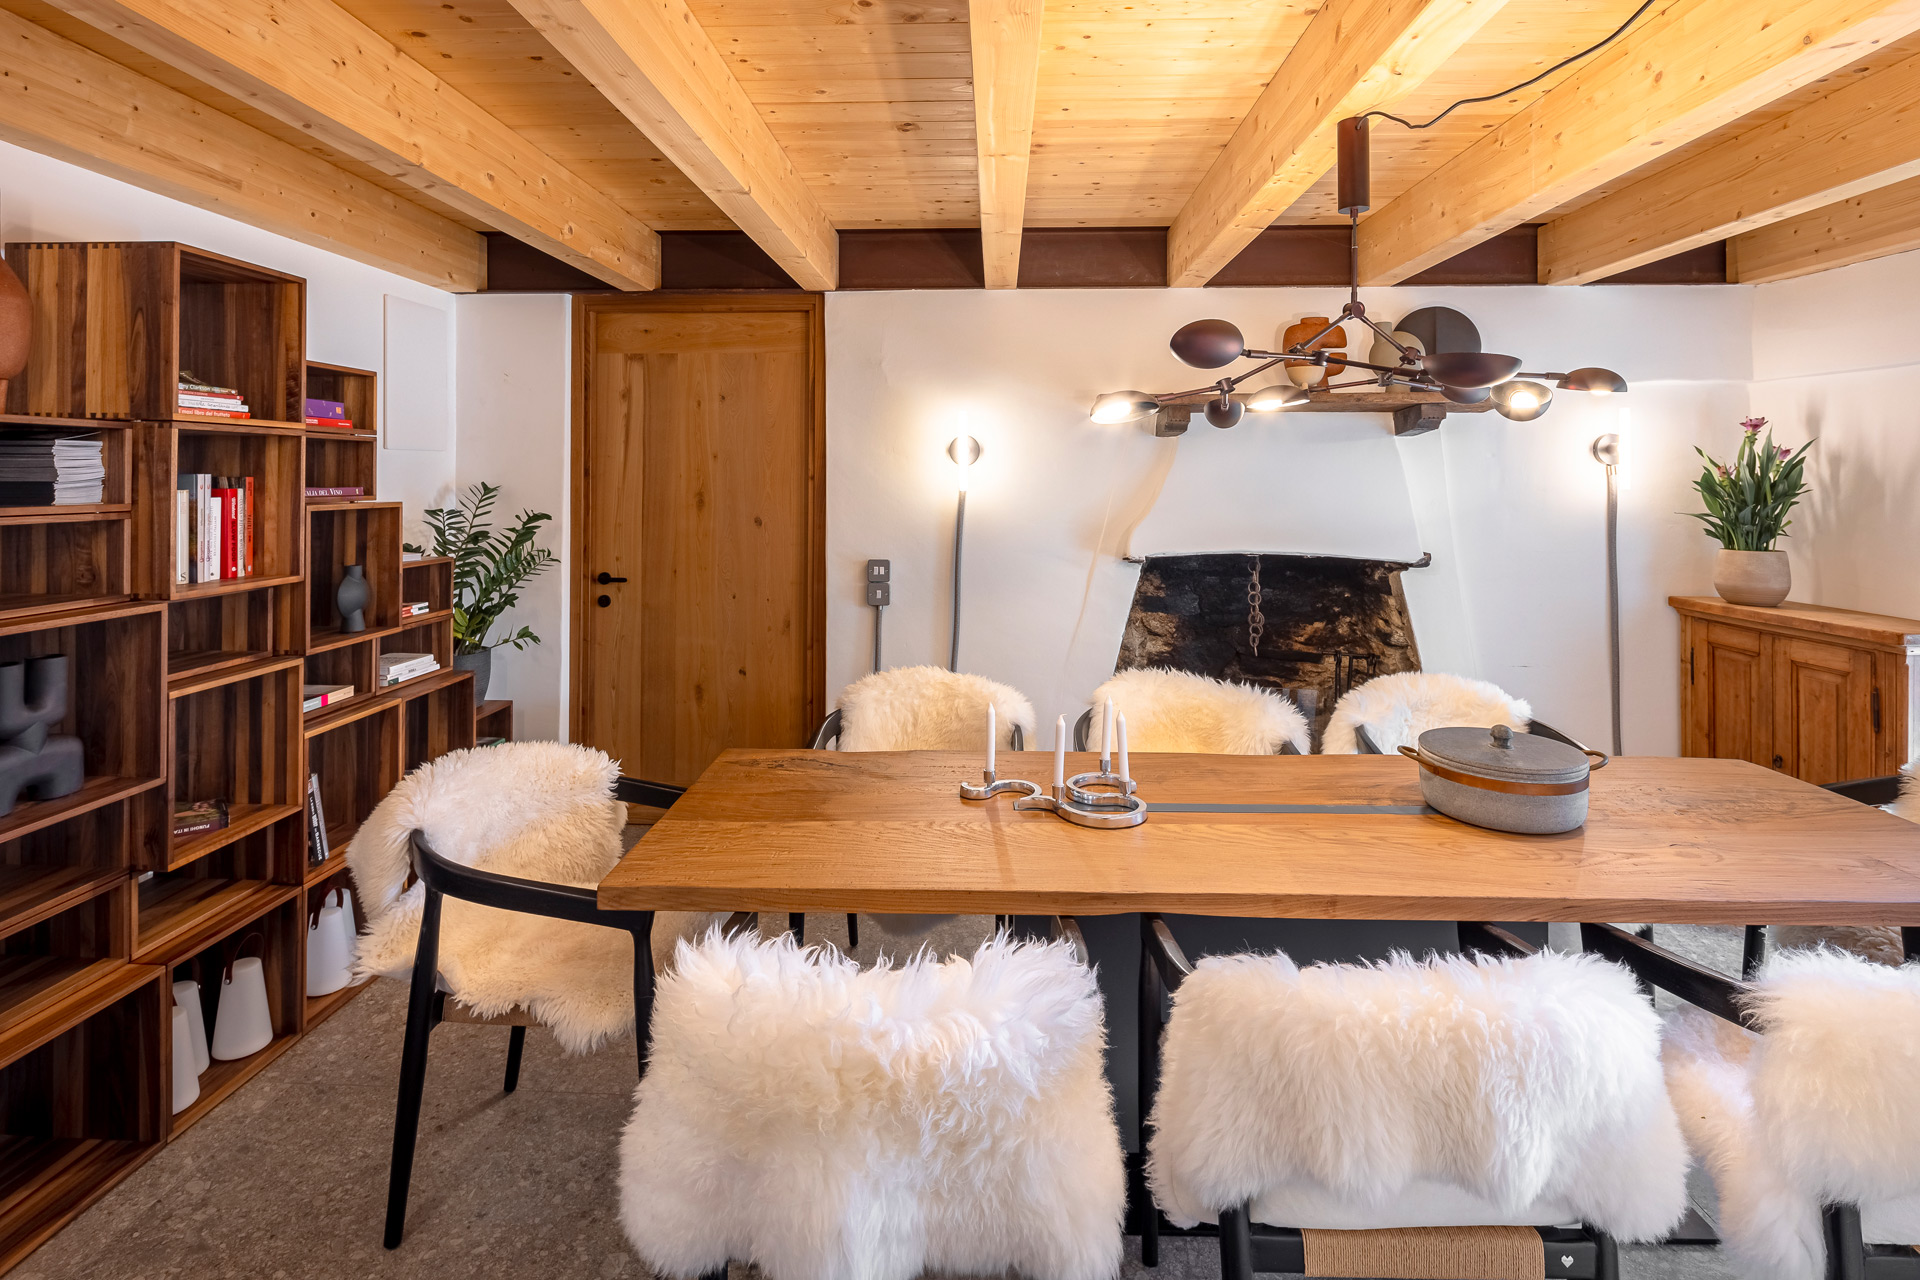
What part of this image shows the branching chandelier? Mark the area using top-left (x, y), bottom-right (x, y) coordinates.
top-left (1091, 115), bottom-right (1630, 431)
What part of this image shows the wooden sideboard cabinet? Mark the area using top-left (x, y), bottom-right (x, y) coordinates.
top-left (1672, 596), bottom-right (1920, 784)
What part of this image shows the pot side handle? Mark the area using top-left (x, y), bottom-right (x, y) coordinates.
top-left (1584, 749), bottom-right (1610, 771)
top-left (1396, 745), bottom-right (1421, 762)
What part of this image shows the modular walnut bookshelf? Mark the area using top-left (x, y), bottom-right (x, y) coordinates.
top-left (0, 241), bottom-right (507, 1271)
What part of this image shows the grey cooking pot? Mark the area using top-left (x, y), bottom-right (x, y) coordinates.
top-left (1398, 724), bottom-right (1609, 835)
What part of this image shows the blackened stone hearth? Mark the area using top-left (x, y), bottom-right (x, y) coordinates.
top-left (1117, 553), bottom-right (1422, 743)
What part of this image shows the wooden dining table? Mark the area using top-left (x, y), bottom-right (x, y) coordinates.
top-left (599, 749), bottom-right (1920, 926)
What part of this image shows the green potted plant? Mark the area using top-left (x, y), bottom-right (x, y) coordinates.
top-left (405, 482), bottom-right (557, 703)
top-left (1688, 417), bottom-right (1814, 607)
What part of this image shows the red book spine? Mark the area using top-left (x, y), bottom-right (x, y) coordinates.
top-left (214, 485), bottom-right (239, 578)
top-left (243, 476), bottom-right (255, 576)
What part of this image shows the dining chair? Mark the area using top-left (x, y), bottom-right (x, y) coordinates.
top-left (1322, 670), bottom-right (1574, 754)
top-left (617, 919), bottom-right (1125, 1280)
top-left (1071, 668), bottom-right (1311, 754)
top-left (1584, 922), bottom-right (1920, 1280)
top-left (348, 741), bottom-right (728, 1248)
top-left (806, 665), bottom-right (1034, 948)
top-left (1136, 915), bottom-right (1687, 1280)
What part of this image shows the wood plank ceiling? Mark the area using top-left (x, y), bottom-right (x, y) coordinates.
top-left (4, 0), bottom-right (1920, 289)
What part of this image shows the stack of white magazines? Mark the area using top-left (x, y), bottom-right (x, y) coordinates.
top-left (377, 651), bottom-right (440, 687)
top-left (0, 435), bottom-right (105, 505)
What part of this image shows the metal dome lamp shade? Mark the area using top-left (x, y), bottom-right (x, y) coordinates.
top-left (1170, 319), bottom-right (1246, 369)
top-left (1491, 379), bottom-right (1554, 422)
top-left (1560, 367), bottom-right (1628, 396)
top-left (1089, 390), bottom-right (1160, 423)
top-left (1204, 394), bottom-right (1245, 429)
top-left (1441, 384), bottom-right (1491, 405)
top-left (1423, 350), bottom-right (1522, 390)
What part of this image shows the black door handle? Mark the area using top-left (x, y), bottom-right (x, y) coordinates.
top-left (597, 572), bottom-right (627, 585)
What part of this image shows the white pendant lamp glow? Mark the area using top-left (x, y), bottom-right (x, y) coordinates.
top-left (1090, 116), bottom-right (1627, 429)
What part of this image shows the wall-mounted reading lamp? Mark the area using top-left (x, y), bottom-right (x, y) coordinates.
top-left (947, 435), bottom-right (981, 672)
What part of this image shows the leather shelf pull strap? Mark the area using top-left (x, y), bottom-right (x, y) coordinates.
top-left (1300, 1225), bottom-right (1545, 1280)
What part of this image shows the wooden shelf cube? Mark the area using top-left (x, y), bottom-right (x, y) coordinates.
top-left (403, 673), bottom-right (476, 770)
top-left (136, 819), bottom-right (300, 962)
top-left (5, 242), bottom-right (304, 426)
top-left (166, 658), bottom-right (301, 872)
top-left (302, 702), bottom-right (400, 884)
top-left (162, 892), bottom-right (301, 1138)
top-left (475, 699), bottom-right (512, 745)
top-left (134, 424), bottom-right (306, 598)
top-left (303, 434), bottom-right (376, 503)
top-left (167, 584), bottom-right (301, 692)
top-left (302, 362), bottom-right (377, 438)
top-left (307, 503), bottom-right (401, 648)
top-left (0, 416), bottom-right (131, 518)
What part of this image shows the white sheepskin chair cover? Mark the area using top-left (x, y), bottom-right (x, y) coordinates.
top-left (834, 665), bottom-right (1034, 751)
top-left (347, 741), bottom-right (719, 1054)
top-left (1322, 671), bottom-right (1532, 755)
top-left (1089, 668), bottom-right (1309, 754)
top-left (619, 930), bottom-right (1126, 1280)
top-left (1662, 949), bottom-right (1920, 1279)
top-left (1146, 948), bottom-right (1687, 1241)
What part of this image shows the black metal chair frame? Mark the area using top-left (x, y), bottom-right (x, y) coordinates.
top-left (382, 774), bottom-right (751, 1249)
top-left (1136, 914), bottom-right (1621, 1280)
top-left (1580, 922), bottom-right (1920, 1280)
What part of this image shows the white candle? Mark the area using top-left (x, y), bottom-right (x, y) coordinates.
top-left (1101, 698), bottom-right (1114, 763)
top-left (986, 704), bottom-right (996, 774)
top-left (1116, 712), bottom-right (1131, 784)
top-left (1053, 714), bottom-right (1067, 788)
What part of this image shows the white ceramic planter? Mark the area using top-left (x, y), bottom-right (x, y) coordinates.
top-left (1714, 548), bottom-right (1791, 607)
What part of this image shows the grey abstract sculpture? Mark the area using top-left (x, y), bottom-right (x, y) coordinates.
top-left (0, 656), bottom-right (84, 815)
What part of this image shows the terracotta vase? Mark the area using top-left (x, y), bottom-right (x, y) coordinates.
top-left (0, 256), bottom-right (29, 410)
top-left (1713, 548), bottom-right (1791, 607)
top-left (1282, 316), bottom-right (1347, 389)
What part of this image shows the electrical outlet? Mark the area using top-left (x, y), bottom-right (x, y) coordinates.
top-left (866, 581), bottom-right (891, 607)
top-left (866, 559), bottom-right (890, 582)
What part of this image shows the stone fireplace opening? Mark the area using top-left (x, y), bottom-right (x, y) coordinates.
top-left (1117, 553), bottom-right (1425, 742)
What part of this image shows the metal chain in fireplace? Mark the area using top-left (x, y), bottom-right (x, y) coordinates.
top-left (1246, 554), bottom-right (1265, 656)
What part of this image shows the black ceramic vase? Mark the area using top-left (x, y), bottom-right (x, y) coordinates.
top-left (0, 655), bottom-right (85, 815)
top-left (336, 564), bottom-right (369, 633)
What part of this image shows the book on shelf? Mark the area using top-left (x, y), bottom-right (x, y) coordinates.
top-left (401, 551), bottom-right (427, 562)
top-left (0, 433), bottom-right (105, 505)
top-left (477, 736), bottom-right (507, 748)
top-left (306, 485), bottom-right (366, 499)
top-left (178, 372), bottom-right (248, 418)
top-left (177, 472), bottom-right (256, 583)
top-left (173, 482), bottom-right (188, 585)
top-left (306, 773), bottom-right (329, 866)
top-left (303, 683), bottom-right (354, 713)
top-left (304, 416), bottom-right (357, 430)
top-left (212, 478), bottom-right (240, 579)
top-left (173, 798), bottom-right (230, 839)
top-left (305, 397), bottom-right (348, 419)
top-left (400, 600), bottom-right (431, 618)
top-left (378, 651), bottom-right (440, 686)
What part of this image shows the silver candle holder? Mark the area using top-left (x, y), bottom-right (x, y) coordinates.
top-left (958, 768), bottom-right (1041, 801)
top-left (1014, 782), bottom-right (1147, 828)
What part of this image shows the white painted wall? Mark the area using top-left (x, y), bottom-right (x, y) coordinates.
top-left (452, 294), bottom-right (572, 740)
top-left (827, 287), bottom-right (1753, 755)
top-left (0, 140), bottom-right (458, 521)
top-left (1749, 250), bottom-right (1920, 620)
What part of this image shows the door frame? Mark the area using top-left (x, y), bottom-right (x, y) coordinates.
top-left (569, 291), bottom-right (827, 761)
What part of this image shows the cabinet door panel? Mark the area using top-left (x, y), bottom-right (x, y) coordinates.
top-left (1772, 636), bottom-right (1875, 784)
top-left (1698, 622), bottom-right (1768, 765)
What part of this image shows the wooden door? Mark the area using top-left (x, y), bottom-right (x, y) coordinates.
top-left (1688, 620), bottom-right (1769, 765)
top-left (573, 296), bottom-right (824, 790)
top-left (1770, 635), bottom-right (1876, 784)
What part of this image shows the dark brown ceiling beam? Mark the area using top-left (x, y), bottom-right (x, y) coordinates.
top-left (481, 227), bottom-right (1728, 293)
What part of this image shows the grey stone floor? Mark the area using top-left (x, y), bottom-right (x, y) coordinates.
top-left (17, 917), bottom-right (1743, 1279)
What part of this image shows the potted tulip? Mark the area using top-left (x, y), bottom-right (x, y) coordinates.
top-left (1688, 417), bottom-right (1813, 607)
top-left (405, 483), bottom-right (557, 702)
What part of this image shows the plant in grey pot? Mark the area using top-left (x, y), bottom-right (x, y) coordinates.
top-left (1688, 417), bottom-right (1814, 608)
top-left (405, 483), bottom-right (557, 704)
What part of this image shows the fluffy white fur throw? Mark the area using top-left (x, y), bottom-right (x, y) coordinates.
top-left (1322, 671), bottom-right (1532, 755)
top-left (1663, 950), bottom-right (1920, 1278)
top-left (619, 931), bottom-right (1125, 1280)
top-left (1089, 668), bottom-right (1309, 754)
top-left (1146, 948), bottom-right (1686, 1241)
top-left (835, 665), bottom-right (1035, 751)
top-left (347, 741), bottom-right (718, 1054)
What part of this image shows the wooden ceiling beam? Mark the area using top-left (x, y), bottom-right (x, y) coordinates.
top-left (1165, 0), bottom-right (1511, 290)
top-left (0, 9), bottom-right (484, 291)
top-left (1359, 0), bottom-right (1920, 285)
top-left (1541, 47), bottom-right (1920, 283)
top-left (43, 0), bottom-right (659, 290)
top-left (508, 0), bottom-right (840, 292)
top-left (1729, 172), bottom-right (1920, 280)
top-left (969, 0), bottom-right (1045, 289)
